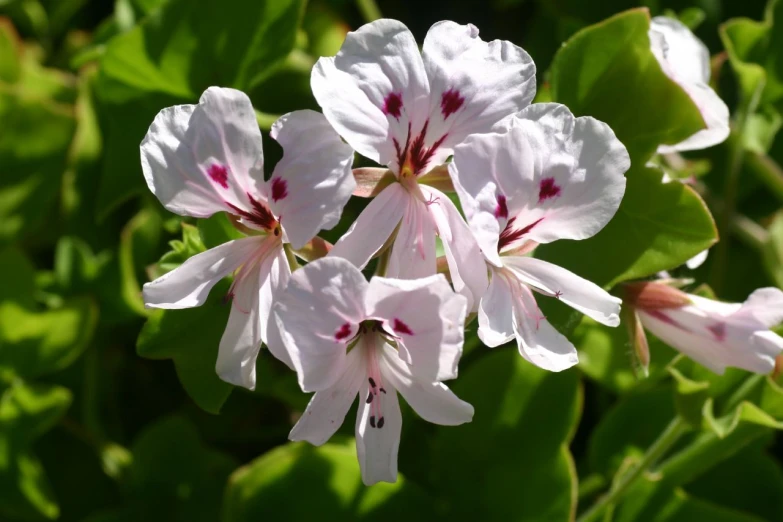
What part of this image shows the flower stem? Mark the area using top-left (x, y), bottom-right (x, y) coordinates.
top-left (255, 110), bottom-right (280, 132)
top-left (746, 152), bottom-right (783, 203)
top-left (356, 0), bottom-right (382, 23)
top-left (576, 417), bottom-right (689, 522)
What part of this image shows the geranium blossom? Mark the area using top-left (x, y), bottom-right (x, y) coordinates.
top-left (140, 87), bottom-right (355, 389)
top-left (270, 257), bottom-right (473, 485)
top-left (650, 16), bottom-right (730, 152)
top-left (450, 103), bottom-right (630, 371)
top-left (315, 19), bottom-right (537, 309)
top-left (627, 282), bottom-right (783, 374)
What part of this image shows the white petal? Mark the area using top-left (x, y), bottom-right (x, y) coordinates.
top-left (366, 274), bottom-right (467, 382)
top-left (140, 87), bottom-right (266, 217)
top-left (685, 249), bottom-right (709, 269)
top-left (142, 236), bottom-right (262, 309)
top-left (288, 347), bottom-right (365, 446)
top-left (477, 268), bottom-right (515, 347)
top-left (504, 256), bottom-right (621, 327)
top-left (268, 110), bottom-right (356, 249)
top-left (380, 343), bottom-right (474, 425)
top-left (421, 21), bottom-right (536, 149)
top-left (650, 17), bottom-right (729, 152)
top-left (425, 186), bottom-right (488, 312)
top-left (311, 19), bottom-right (430, 166)
top-left (733, 287), bottom-right (783, 329)
top-left (273, 257), bottom-right (368, 392)
top-left (216, 241), bottom-right (288, 389)
top-left (386, 195), bottom-right (437, 279)
top-left (507, 271), bottom-right (578, 371)
top-left (495, 104), bottom-right (629, 249)
top-left (355, 348), bottom-right (402, 486)
top-left (329, 183), bottom-right (407, 269)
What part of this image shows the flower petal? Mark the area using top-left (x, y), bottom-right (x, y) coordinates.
top-left (140, 87), bottom-right (266, 217)
top-left (386, 195), bottom-right (437, 280)
top-left (424, 186), bottom-right (488, 311)
top-left (650, 17), bottom-right (729, 152)
top-left (366, 274), bottom-right (468, 382)
top-left (329, 183), bottom-right (407, 269)
top-left (504, 256), bottom-right (621, 327)
top-left (733, 287), bottom-right (783, 329)
top-left (311, 19), bottom-right (430, 166)
top-left (355, 348), bottom-right (402, 486)
top-left (493, 103), bottom-right (629, 249)
top-left (421, 21), bottom-right (536, 150)
top-left (288, 347), bottom-right (365, 446)
top-left (273, 257), bottom-right (368, 392)
top-left (142, 236), bottom-right (262, 309)
top-left (268, 110), bottom-right (356, 249)
top-left (380, 343), bottom-right (474, 425)
top-left (216, 241), bottom-right (289, 389)
top-left (477, 268), bottom-right (515, 347)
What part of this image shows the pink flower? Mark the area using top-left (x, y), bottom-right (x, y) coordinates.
top-left (140, 87), bottom-right (355, 389)
top-left (271, 257), bottom-right (473, 485)
top-left (450, 103), bottom-right (630, 371)
top-left (316, 19), bottom-right (537, 310)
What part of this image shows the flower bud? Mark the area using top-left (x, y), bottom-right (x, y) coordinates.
top-left (623, 281), bottom-right (692, 310)
top-left (622, 305), bottom-right (650, 377)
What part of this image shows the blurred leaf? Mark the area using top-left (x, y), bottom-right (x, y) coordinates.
top-left (0, 381), bottom-right (72, 521)
top-left (550, 8), bottom-right (705, 164)
top-left (119, 207), bottom-right (164, 316)
top-left (197, 213), bottom-right (243, 250)
top-left (0, 17), bottom-right (21, 82)
top-left (53, 236), bottom-right (112, 294)
top-left (763, 211), bottom-right (783, 287)
top-left (94, 0), bottom-right (305, 216)
top-left (223, 440), bottom-right (434, 522)
top-left (721, 0), bottom-right (783, 113)
top-left (424, 348), bottom-right (580, 520)
top-left (536, 166), bottom-right (717, 299)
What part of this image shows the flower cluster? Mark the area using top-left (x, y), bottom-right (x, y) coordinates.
top-left (139, 18), bottom-right (783, 485)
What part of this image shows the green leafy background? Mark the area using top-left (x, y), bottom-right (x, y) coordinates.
top-left (1, 0), bottom-right (782, 520)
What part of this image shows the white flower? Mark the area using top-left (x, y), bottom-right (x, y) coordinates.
top-left (271, 257), bottom-right (473, 485)
top-left (632, 284), bottom-right (783, 375)
top-left (316, 19), bottom-right (537, 310)
top-left (140, 87), bottom-right (355, 390)
top-left (650, 16), bottom-right (730, 152)
top-left (450, 103), bottom-right (630, 371)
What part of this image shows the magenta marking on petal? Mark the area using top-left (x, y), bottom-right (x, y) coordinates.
top-left (538, 177), bottom-right (562, 202)
top-left (270, 177), bottom-right (288, 202)
top-left (440, 88), bottom-right (465, 119)
top-left (383, 92), bottom-right (403, 119)
top-left (646, 309), bottom-right (691, 332)
top-left (207, 164), bottom-right (229, 189)
top-left (495, 194), bottom-right (508, 219)
top-left (392, 318), bottom-right (414, 336)
top-left (498, 216), bottom-right (544, 250)
top-left (226, 193), bottom-right (277, 230)
top-left (334, 323), bottom-right (352, 341)
top-left (707, 322), bottom-right (727, 342)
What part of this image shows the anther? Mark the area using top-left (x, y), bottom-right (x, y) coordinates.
top-left (369, 415), bottom-right (376, 428)
top-left (366, 392), bottom-right (373, 404)
top-left (368, 377), bottom-right (377, 388)
top-left (379, 387), bottom-right (386, 394)
top-left (377, 417), bottom-right (385, 429)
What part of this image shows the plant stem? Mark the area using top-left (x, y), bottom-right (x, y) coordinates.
top-left (746, 152), bottom-right (783, 203)
top-left (255, 110), bottom-right (281, 131)
top-left (356, 0), bottom-right (382, 23)
top-left (576, 417), bottom-right (689, 522)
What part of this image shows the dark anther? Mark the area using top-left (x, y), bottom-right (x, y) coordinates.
top-left (368, 377), bottom-right (377, 388)
top-left (377, 417), bottom-right (385, 429)
top-left (369, 415), bottom-right (376, 428)
top-left (273, 228), bottom-right (280, 236)
top-left (379, 387), bottom-right (387, 394)
top-left (366, 392), bottom-right (373, 404)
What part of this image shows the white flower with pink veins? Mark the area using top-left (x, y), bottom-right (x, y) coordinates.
top-left (449, 103), bottom-right (630, 371)
top-left (316, 19), bottom-right (537, 311)
top-left (271, 257), bottom-right (473, 485)
top-left (629, 283), bottom-right (783, 375)
top-left (140, 87), bottom-right (355, 390)
top-left (649, 16), bottom-right (730, 153)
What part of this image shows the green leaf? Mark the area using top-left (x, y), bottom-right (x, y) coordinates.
top-left (136, 278), bottom-right (234, 414)
top-left (721, 0), bottom-right (783, 113)
top-left (424, 349), bottom-right (580, 520)
top-left (763, 211), bottom-right (783, 287)
top-left (535, 166), bottom-right (717, 293)
top-left (223, 440), bottom-right (435, 522)
top-left (94, 0), bottom-right (305, 216)
top-left (550, 8), bottom-right (706, 164)
top-left (0, 381), bottom-right (72, 520)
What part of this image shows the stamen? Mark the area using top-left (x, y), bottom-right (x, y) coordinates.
top-left (366, 392), bottom-right (373, 404)
top-left (377, 417), bottom-right (385, 429)
top-left (369, 415), bottom-right (376, 428)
